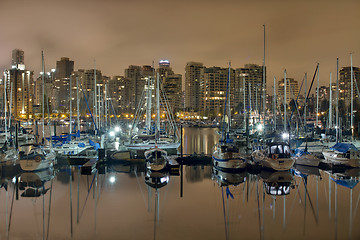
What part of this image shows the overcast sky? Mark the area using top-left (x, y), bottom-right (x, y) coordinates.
top-left (0, 0), bottom-right (359, 92)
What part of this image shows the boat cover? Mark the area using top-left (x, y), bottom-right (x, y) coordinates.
top-left (329, 143), bottom-right (358, 153)
top-left (330, 177), bottom-right (358, 189)
top-left (293, 148), bottom-right (310, 157)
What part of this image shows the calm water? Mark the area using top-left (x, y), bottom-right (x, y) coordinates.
top-left (0, 128), bottom-right (359, 240)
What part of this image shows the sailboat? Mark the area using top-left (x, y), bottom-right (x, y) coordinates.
top-left (0, 74), bottom-right (18, 164)
top-left (143, 73), bottom-right (172, 171)
top-left (212, 62), bottom-right (247, 172)
top-left (126, 72), bottom-right (180, 153)
top-left (19, 51), bottom-right (56, 172)
top-left (52, 75), bottom-right (95, 159)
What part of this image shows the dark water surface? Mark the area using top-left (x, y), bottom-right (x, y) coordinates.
top-left (0, 128), bottom-right (359, 239)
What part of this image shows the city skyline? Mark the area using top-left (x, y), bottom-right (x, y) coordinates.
top-left (0, 0), bottom-right (359, 92)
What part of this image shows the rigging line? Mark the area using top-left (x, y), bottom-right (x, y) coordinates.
top-left (221, 186), bottom-right (229, 240)
top-left (354, 74), bottom-right (360, 104)
top-left (106, 90), bottom-right (119, 124)
top-left (353, 190), bottom-right (360, 220)
top-left (159, 83), bottom-right (177, 134)
top-left (302, 178), bottom-right (318, 223)
top-left (8, 180), bottom-right (16, 233)
top-left (160, 93), bottom-right (175, 133)
top-left (289, 74), bottom-right (306, 123)
top-left (256, 180), bottom-right (262, 240)
top-left (290, 177), bottom-right (303, 213)
top-left (79, 82), bottom-right (98, 134)
top-left (134, 169), bottom-right (147, 208)
top-left (130, 86), bottom-right (146, 136)
top-left (46, 178), bottom-right (54, 240)
top-left (305, 64), bottom-right (319, 105)
top-left (79, 171), bottom-right (97, 221)
top-left (159, 93), bottom-right (176, 136)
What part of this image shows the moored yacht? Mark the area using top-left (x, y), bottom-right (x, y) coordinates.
top-left (19, 143), bottom-right (55, 171)
top-left (251, 142), bottom-right (295, 171)
top-left (322, 143), bottom-right (360, 168)
top-left (144, 147), bottom-right (168, 171)
top-left (292, 148), bottom-right (321, 167)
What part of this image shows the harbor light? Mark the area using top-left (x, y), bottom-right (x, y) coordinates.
top-left (109, 176), bottom-right (116, 183)
top-left (256, 124), bottom-right (264, 131)
top-left (114, 126), bottom-right (121, 132)
top-left (282, 132), bottom-right (289, 140)
top-left (109, 131), bottom-right (115, 137)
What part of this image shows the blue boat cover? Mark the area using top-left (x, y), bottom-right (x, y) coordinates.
top-left (293, 148), bottom-right (311, 157)
top-left (329, 143), bottom-right (358, 153)
top-left (330, 177), bottom-right (358, 189)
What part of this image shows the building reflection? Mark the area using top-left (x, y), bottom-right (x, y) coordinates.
top-left (185, 165), bottom-right (212, 183)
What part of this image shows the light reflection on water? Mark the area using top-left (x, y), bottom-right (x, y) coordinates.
top-left (0, 128), bottom-right (359, 239)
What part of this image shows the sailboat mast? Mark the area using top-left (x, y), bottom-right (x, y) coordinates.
top-left (243, 76), bottom-right (246, 129)
top-left (263, 24), bottom-right (266, 126)
top-left (69, 75), bottom-right (72, 134)
top-left (228, 61), bottom-right (231, 131)
top-left (41, 51), bottom-right (45, 141)
top-left (4, 73), bottom-right (7, 139)
top-left (304, 73), bottom-right (307, 134)
top-left (316, 65), bottom-right (320, 129)
top-left (284, 70), bottom-right (287, 132)
top-left (104, 84), bottom-right (108, 129)
top-left (249, 83), bottom-right (252, 118)
top-left (94, 60), bottom-right (97, 134)
top-left (273, 76), bottom-right (276, 131)
top-left (98, 81), bottom-right (101, 130)
top-left (76, 76), bottom-right (80, 133)
top-left (155, 73), bottom-right (160, 141)
top-left (146, 76), bottom-right (152, 135)
top-left (351, 53), bottom-right (354, 140)
top-left (336, 58), bottom-right (339, 143)
top-left (329, 72), bottom-right (333, 129)
top-left (9, 82), bottom-right (12, 131)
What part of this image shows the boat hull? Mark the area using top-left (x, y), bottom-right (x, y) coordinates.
top-left (293, 154), bottom-right (321, 167)
top-left (252, 151), bottom-right (294, 171)
top-left (322, 150), bottom-right (360, 167)
top-left (212, 152), bottom-right (247, 172)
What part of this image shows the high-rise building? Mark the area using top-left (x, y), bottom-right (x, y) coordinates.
top-left (2, 49), bottom-right (34, 119)
top-left (200, 66), bottom-right (235, 116)
top-left (11, 49), bottom-right (25, 70)
top-left (51, 57), bottom-right (75, 112)
top-left (3, 69), bottom-right (34, 119)
top-left (124, 65), bottom-right (154, 113)
top-left (277, 77), bottom-right (299, 105)
top-left (55, 57), bottom-right (74, 79)
top-left (157, 60), bottom-right (181, 112)
top-left (235, 64), bottom-right (265, 114)
top-left (72, 69), bottom-right (102, 114)
top-left (339, 66), bottom-right (360, 108)
top-left (163, 74), bottom-right (182, 112)
top-left (185, 62), bottom-right (204, 112)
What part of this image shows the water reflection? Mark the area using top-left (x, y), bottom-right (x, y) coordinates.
top-left (0, 128), bottom-right (360, 239)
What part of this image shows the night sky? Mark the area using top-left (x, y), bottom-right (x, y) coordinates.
top-left (1, 0), bottom-right (359, 91)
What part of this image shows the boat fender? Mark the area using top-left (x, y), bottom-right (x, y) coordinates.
top-left (35, 155), bottom-right (42, 162)
top-left (271, 154), bottom-right (278, 160)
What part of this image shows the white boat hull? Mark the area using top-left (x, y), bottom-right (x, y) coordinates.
top-left (322, 150), bottom-right (360, 167)
top-left (126, 142), bottom-right (180, 150)
top-left (252, 151), bottom-right (294, 171)
top-left (212, 151), bottom-right (247, 171)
